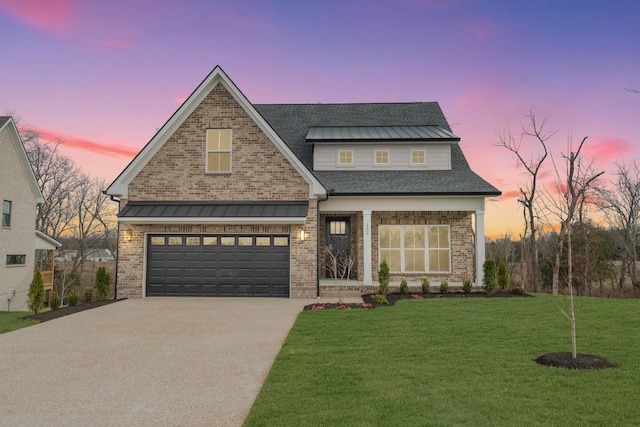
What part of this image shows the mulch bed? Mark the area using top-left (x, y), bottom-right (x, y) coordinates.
top-left (535, 352), bottom-right (616, 370)
top-left (21, 299), bottom-right (122, 323)
top-left (303, 289), bottom-right (531, 311)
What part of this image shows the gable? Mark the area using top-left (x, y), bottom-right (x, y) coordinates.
top-left (128, 84), bottom-right (311, 202)
top-left (106, 67), bottom-right (324, 199)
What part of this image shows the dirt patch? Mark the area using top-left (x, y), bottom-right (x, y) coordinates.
top-left (535, 352), bottom-right (615, 370)
top-left (21, 299), bottom-right (122, 323)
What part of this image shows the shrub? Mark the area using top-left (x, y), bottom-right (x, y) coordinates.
top-left (462, 278), bottom-right (472, 293)
top-left (49, 291), bottom-right (61, 310)
top-left (399, 279), bottom-right (408, 295)
top-left (421, 278), bottom-right (430, 294)
top-left (68, 289), bottom-right (79, 306)
top-left (497, 260), bottom-right (510, 290)
top-left (439, 281), bottom-right (449, 294)
top-left (95, 266), bottom-right (111, 301)
top-left (84, 287), bottom-right (93, 304)
top-left (371, 294), bottom-right (388, 304)
top-left (378, 260), bottom-right (390, 296)
top-left (28, 267), bottom-right (45, 314)
top-left (483, 259), bottom-right (497, 294)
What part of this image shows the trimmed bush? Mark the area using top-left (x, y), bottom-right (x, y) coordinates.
top-left (399, 279), bottom-right (408, 295)
top-left (439, 281), bottom-right (449, 294)
top-left (28, 267), bottom-right (45, 314)
top-left (95, 266), bottom-right (111, 301)
top-left (371, 294), bottom-right (388, 304)
top-left (483, 259), bottom-right (497, 294)
top-left (68, 289), bottom-right (79, 306)
top-left (462, 278), bottom-right (472, 293)
top-left (84, 287), bottom-right (93, 304)
top-left (378, 260), bottom-right (390, 296)
top-left (49, 291), bottom-right (61, 310)
top-left (497, 260), bottom-right (510, 290)
top-left (421, 278), bottom-right (430, 294)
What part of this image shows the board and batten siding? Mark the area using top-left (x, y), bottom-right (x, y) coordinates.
top-left (313, 144), bottom-right (451, 171)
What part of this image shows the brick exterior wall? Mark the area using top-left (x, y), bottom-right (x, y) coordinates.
top-left (118, 83), bottom-right (317, 298)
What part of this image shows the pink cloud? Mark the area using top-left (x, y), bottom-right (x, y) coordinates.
top-left (28, 127), bottom-right (138, 158)
top-left (0, 0), bottom-right (72, 34)
top-left (172, 92), bottom-right (189, 104)
top-left (581, 136), bottom-right (632, 164)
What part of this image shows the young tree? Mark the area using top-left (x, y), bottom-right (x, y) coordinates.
top-left (495, 112), bottom-right (552, 292)
top-left (596, 161), bottom-right (640, 288)
top-left (28, 267), bottom-right (45, 314)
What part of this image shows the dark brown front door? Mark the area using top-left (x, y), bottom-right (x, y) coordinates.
top-left (326, 218), bottom-right (351, 278)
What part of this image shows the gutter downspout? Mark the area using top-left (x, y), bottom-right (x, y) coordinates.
top-left (106, 192), bottom-right (120, 300)
top-left (316, 190), bottom-right (332, 297)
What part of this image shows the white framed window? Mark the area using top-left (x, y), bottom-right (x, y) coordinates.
top-left (374, 150), bottom-right (389, 165)
top-left (2, 200), bottom-right (11, 227)
top-left (206, 129), bottom-right (232, 173)
top-left (411, 150), bottom-right (426, 165)
top-left (338, 150), bottom-right (353, 166)
top-left (379, 225), bottom-right (450, 273)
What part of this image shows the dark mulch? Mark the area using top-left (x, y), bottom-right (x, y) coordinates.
top-left (303, 289), bottom-right (531, 311)
top-left (535, 352), bottom-right (616, 370)
top-left (21, 299), bottom-right (122, 323)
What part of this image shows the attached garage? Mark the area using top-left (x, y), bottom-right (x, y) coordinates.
top-left (146, 234), bottom-right (290, 297)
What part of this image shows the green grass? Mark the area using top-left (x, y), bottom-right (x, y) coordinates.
top-left (0, 311), bottom-right (39, 334)
top-left (244, 296), bottom-right (640, 426)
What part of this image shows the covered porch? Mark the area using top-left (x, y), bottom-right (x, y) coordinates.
top-left (35, 231), bottom-right (62, 296)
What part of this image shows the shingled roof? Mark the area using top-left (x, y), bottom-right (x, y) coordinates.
top-left (254, 103), bottom-right (500, 196)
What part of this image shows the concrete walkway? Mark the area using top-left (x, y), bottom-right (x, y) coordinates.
top-left (0, 296), bottom-right (359, 426)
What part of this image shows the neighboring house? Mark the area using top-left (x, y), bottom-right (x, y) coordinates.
top-left (106, 67), bottom-right (500, 299)
top-left (85, 248), bottom-right (115, 262)
top-left (0, 117), bottom-right (49, 311)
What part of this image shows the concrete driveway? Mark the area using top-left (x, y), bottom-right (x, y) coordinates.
top-left (0, 297), bottom-right (316, 426)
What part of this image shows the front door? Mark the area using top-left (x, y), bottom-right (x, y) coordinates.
top-left (326, 218), bottom-right (351, 278)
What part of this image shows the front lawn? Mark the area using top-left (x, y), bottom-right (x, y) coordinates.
top-left (244, 295), bottom-right (640, 426)
top-left (0, 311), bottom-right (39, 334)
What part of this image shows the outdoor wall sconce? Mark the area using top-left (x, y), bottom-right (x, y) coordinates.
top-left (124, 228), bottom-right (133, 242)
top-left (299, 229), bottom-right (306, 242)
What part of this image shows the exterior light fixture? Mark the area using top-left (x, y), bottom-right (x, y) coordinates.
top-left (299, 229), bottom-right (306, 242)
top-left (125, 228), bottom-right (133, 242)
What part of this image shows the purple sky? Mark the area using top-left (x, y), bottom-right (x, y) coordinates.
top-left (1, 0), bottom-right (638, 238)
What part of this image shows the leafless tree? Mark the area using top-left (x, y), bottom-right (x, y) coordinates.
top-left (495, 112), bottom-right (552, 292)
top-left (596, 161), bottom-right (640, 288)
top-left (325, 246), bottom-right (355, 304)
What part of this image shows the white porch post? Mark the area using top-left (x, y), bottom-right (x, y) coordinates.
top-left (475, 210), bottom-right (486, 286)
top-left (363, 210), bottom-right (373, 286)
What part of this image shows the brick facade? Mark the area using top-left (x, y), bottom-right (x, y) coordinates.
top-left (117, 83), bottom-right (317, 298)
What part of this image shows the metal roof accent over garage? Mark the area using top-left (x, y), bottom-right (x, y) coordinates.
top-left (118, 201), bottom-right (309, 224)
top-left (305, 125), bottom-right (460, 143)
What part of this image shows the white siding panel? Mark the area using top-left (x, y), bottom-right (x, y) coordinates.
top-left (313, 144), bottom-right (452, 171)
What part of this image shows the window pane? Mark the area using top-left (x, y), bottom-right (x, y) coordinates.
top-left (405, 249), bottom-right (425, 272)
top-left (379, 226), bottom-right (389, 248)
top-left (380, 249), bottom-right (401, 271)
top-left (203, 237), bottom-right (217, 245)
top-left (168, 236), bottom-right (182, 245)
top-left (186, 237), bottom-right (200, 246)
top-left (6, 255), bottom-right (26, 265)
top-left (218, 153), bottom-right (231, 171)
top-left (329, 221), bottom-right (346, 235)
top-left (150, 236), bottom-right (165, 245)
top-left (273, 237), bottom-right (288, 246)
top-left (238, 237), bottom-right (252, 246)
top-left (439, 226), bottom-right (449, 248)
top-left (389, 227), bottom-right (401, 248)
top-left (221, 237), bottom-right (235, 246)
top-left (439, 250), bottom-right (450, 271)
top-left (412, 150), bottom-right (425, 164)
top-left (375, 151), bottom-right (388, 164)
top-left (218, 129), bottom-right (231, 150)
top-left (339, 151), bottom-right (352, 164)
top-left (256, 237), bottom-right (270, 246)
top-left (206, 130), bottom-right (220, 151)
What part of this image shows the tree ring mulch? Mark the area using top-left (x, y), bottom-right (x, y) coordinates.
top-left (534, 352), bottom-right (615, 370)
top-left (21, 299), bottom-right (123, 323)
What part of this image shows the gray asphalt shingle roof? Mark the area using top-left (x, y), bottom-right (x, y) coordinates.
top-left (254, 103), bottom-right (500, 196)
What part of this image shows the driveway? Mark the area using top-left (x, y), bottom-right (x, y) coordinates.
top-left (0, 297), bottom-right (315, 426)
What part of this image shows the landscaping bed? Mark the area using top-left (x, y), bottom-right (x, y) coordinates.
top-left (21, 299), bottom-right (122, 323)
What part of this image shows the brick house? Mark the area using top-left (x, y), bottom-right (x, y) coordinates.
top-left (106, 67), bottom-right (500, 298)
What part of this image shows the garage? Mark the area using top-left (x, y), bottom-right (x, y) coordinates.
top-left (146, 234), bottom-right (290, 297)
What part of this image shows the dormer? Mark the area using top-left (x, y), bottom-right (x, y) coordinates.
top-left (307, 125), bottom-right (460, 171)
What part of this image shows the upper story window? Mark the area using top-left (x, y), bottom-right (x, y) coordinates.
top-left (411, 150), bottom-right (426, 165)
top-left (2, 200), bottom-right (11, 227)
top-left (206, 129), bottom-right (232, 173)
top-left (374, 150), bottom-right (389, 165)
top-left (338, 150), bottom-right (353, 166)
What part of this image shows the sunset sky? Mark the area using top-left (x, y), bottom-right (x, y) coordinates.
top-left (1, 0), bottom-right (638, 239)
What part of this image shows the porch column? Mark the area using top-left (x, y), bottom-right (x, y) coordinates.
top-left (475, 210), bottom-right (486, 286)
top-left (363, 210), bottom-right (372, 286)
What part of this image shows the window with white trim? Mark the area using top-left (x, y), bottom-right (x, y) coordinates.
top-left (379, 225), bottom-right (450, 273)
top-left (374, 150), bottom-right (389, 165)
top-left (411, 150), bottom-right (426, 165)
top-left (206, 129), bottom-right (232, 173)
top-left (2, 200), bottom-right (11, 227)
top-left (338, 150), bottom-right (353, 166)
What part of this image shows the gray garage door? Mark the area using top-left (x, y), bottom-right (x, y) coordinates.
top-left (146, 234), bottom-right (290, 297)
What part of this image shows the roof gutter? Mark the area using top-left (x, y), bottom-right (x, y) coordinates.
top-left (106, 192), bottom-right (121, 301)
top-left (316, 190), bottom-right (332, 297)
